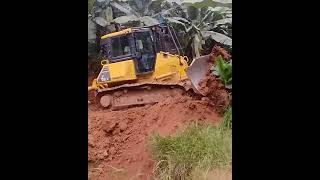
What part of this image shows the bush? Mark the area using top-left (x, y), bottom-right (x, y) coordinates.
top-left (149, 122), bottom-right (231, 179)
top-left (211, 55), bottom-right (232, 89)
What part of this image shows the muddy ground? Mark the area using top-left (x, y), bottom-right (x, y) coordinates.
top-left (88, 74), bottom-right (229, 179)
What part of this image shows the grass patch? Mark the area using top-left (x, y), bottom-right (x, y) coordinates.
top-left (149, 121), bottom-right (232, 180)
top-left (222, 106), bottom-right (232, 130)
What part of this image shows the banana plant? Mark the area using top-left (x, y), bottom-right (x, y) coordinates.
top-left (110, 0), bottom-right (183, 26)
top-left (211, 55), bottom-right (232, 89)
top-left (164, 0), bottom-right (232, 58)
top-left (90, 0), bottom-right (114, 27)
top-left (88, 0), bottom-right (115, 67)
top-left (88, 14), bottom-right (97, 44)
top-left (88, 13), bottom-right (99, 60)
top-left (88, 0), bottom-right (232, 61)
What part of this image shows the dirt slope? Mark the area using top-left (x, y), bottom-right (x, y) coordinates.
top-left (88, 86), bottom-right (229, 179)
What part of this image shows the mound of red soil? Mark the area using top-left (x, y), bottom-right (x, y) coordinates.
top-left (197, 66), bottom-right (230, 114)
top-left (209, 45), bottom-right (231, 63)
top-left (88, 90), bottom-right (222, 179)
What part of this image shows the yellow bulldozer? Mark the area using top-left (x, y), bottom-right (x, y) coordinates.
top-left (88, 25), bottom-right (210, 110)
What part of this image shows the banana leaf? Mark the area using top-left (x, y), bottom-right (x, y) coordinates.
top-left (113, 15), bottom-right (139, 24)
top-left (113, 15), bottom-right (159, 26)
top-left (183, 0), bottom-right (232, 9)
top-left (214, 18), bottom-right (232, 27)
top-left (202, 31), bottom-right (232, 46)
top-left (110, 1), bottom-right (137, 16)
top-left (166, 0), bottom-right (182, 5)
top-left (212, 55), bottom-right (232, 89)
top-left (88, 15), bottom-right (97, 43)
top-left (165, 17), bottom-right (188, 30)
top-left (140, 16), bottom-right (159, 26)
top-left (105, 6), bottom-right (113, 22)
top-left (94, 17), bottom-right (108, 27)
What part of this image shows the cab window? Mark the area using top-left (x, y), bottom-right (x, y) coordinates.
top-left (110, 35), bottom-right (131, 57)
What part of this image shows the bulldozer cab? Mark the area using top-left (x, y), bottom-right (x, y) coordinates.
top-left (100, 26), bottom-right (181, 74)
top-left (101, 28), bottom-right (157, 74)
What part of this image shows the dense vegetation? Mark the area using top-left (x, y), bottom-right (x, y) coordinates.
top-left (88, 0), bottom-right (232, 74)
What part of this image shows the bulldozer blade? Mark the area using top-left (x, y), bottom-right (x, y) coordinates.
top-left (186, 55), bottom-right (211, 96)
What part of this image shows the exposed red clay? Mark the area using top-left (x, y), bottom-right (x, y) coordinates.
top-left (88, 89), bottom-right (227, 179)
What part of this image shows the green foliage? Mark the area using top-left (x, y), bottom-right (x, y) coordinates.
top-left (222, 106), bottom-right (232, 130)
top-left (165, 0), bottom-right (232, 58)
top-left (183, 0), bottom-right (232, 9)
top-left (110, 0), bottom-right (178, 26)
top-left (211, 55), bottom-right (232, 89)
top-left (187, 6), bottom-right (199, 20)
top-left (149, 122), bottom-right (231, 179)
top-left (88, 0), bottom-right (95, 13)
top-left (88, 0), bottom-right (232, 58)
